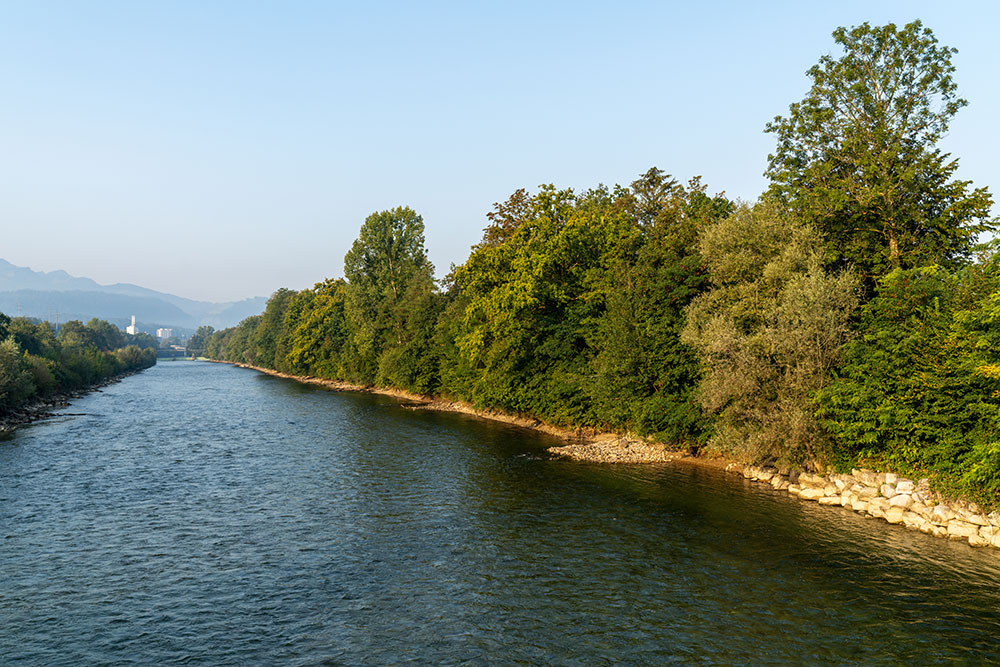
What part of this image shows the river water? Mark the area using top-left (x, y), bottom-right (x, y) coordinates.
top-left (2, 361), bottom-right (999, 665)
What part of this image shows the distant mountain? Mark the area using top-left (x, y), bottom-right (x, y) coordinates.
top-left (0, 259), bottom-right (268, 332)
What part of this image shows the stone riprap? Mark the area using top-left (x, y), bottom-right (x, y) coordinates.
top-left (731, 464), bottom-right (1000, 549)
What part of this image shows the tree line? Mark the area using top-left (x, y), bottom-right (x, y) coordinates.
top-left (0, 314), bottom-right (158, 416)
top-left (204, 22), bottom-right (1000, 505)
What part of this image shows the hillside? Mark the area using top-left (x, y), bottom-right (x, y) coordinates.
top-left (0, 259), bottom-right (267, 331)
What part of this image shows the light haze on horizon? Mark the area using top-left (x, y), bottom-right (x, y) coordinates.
top-left (2, 1), bottom-right (997, 303)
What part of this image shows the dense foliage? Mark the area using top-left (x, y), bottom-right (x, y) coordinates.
top-left (682, 202), bottom-right (857, 463)
top-left (0, 314), bottom-right (157, 417)
top-left (765, 21), bottom-right (994, 287)
top-left (207, 172), bottom-right (732, 444)
top-left (204, 22), bottom-right (999, 505)
top-left (816, 260), bottom-right (1000, 506)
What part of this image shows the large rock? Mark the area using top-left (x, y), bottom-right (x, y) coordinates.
top-left (932, 505), bottom-right (956, 525)
top-left (895, 479), bottom-right (915, 495)
top-left (885, 507), bottom-right (905, 524)
top-left (869, 497), bottom-right (890, 512)
top-left (798, 473), bottom-right (827, 489)
top-left (857, 486), bottom-right (879, 499)
top-left (963, 513), bottom-right (989, 527)
top-left (853, 469), bottom-right (879, 486)
top-left (868, 499), bottom-right (888, 519)
top-left (799, 487), bottom-right (825, 501)
top-left (969, 534), bottom-right (989, 548)
top-left (818, 496), bottom-right (841, 506)
top-left (880, 483), bottom-right (897, 498)
top-left (885, 472), bottom-right (899, 485)
top-left (902, 511), bottom-right (926, 530)
top-left (851, 498), bottom-right (869, 512)
top-left (888, 494), bottom-right (913, 509)
top-left (947, 521), bottom-right (979, 539)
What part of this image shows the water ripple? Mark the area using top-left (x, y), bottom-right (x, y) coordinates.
top-left (1, 361), bottom-right (999, 664)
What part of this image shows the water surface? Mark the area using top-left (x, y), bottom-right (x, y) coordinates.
top-left (2, 361), bottom-right (999, 664)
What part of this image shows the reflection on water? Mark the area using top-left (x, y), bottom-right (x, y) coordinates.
top-left (1, 361), bottom-right (998, 664)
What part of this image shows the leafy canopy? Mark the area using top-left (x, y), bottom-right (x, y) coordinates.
top-left (766, 20), bottom-right (994, 283)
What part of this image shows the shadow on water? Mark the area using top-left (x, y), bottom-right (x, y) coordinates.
top-left (1, 361), bottom-right (999, 664)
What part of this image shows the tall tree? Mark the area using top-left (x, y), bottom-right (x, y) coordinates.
top-left (591, 170), bottom-right (732, 442)
top-left (343, 206), bottom-right (433, 382)
top-left (765, 21), bottom-right (994, 284)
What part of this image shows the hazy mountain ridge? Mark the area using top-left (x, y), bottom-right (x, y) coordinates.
top-left (0, 259), bottom-right (267, 331)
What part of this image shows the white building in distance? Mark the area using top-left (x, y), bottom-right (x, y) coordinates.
top-left (126, 315), bottom-right (138, 335)
top-left (156, 328), bottom-right (173, 339)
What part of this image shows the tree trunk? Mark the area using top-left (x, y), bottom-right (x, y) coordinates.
top-left (888, 230), bottom-right (900, 268)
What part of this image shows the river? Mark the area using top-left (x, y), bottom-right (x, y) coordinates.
top-left (1, 361), bottom-right (999, 664)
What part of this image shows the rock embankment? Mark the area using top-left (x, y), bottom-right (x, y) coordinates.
top-left (735, 464), bottom-right (1000, 549)
top-left (548, 436), bottom-right (684, 463)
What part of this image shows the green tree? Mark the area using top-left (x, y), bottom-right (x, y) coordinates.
top-left (816, 258), bottom-right (1000, 506)
top-left (343, 206), bottom-right (433, 382)
top-left (7, 317), bottom-right (57, 357)
top-left (284, 278), bottom-right (350, 377)
top-left (253, 288), bottom-right (296, 369)
top-left (682, 202), bottom-right (858, 464)
top-left (57, 320), bottom-right (99, 349)
top-left (187, 326), bottom-right (215, 355)
top-left (765, 21), bottom-right (994, 284)
top-left (0, 336), bottom-right (34, 411)
top-left (591, 170), bottom-right (732, 443)
top-left (454, 184), bottom-right (637, 424)
top-left (85, 318), bottom-right (125, 351)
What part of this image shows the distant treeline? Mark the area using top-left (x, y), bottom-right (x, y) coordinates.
top-left (0, 315), bottom-right (158, 417)
top-left (204, 22), bottom-right (1000, 506)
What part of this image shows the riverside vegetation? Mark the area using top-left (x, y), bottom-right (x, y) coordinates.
top-left (0, 314), bottom-right (158, 428)
top-left (204, 23), bottom-right (1000, 516)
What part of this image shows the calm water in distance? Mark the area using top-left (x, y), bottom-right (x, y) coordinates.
top-left (2, 361), bottom-right (1000, 665)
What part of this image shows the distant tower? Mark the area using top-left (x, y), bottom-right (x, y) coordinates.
top-left (126, 315), bottom-right (138, 335)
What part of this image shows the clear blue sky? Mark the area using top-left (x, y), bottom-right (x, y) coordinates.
top-left (2, 1), bottom-right (997, 302)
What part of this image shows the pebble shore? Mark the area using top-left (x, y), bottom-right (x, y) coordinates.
top-left (548, 436), bottom-right (685, 463)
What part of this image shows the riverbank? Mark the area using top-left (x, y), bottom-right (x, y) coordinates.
top-left (0, 368), bottom-right (148, 437)
top-left (224, 361), bottom-right (703, 459)
top-left (217, 360), bottom-right (999, 552)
